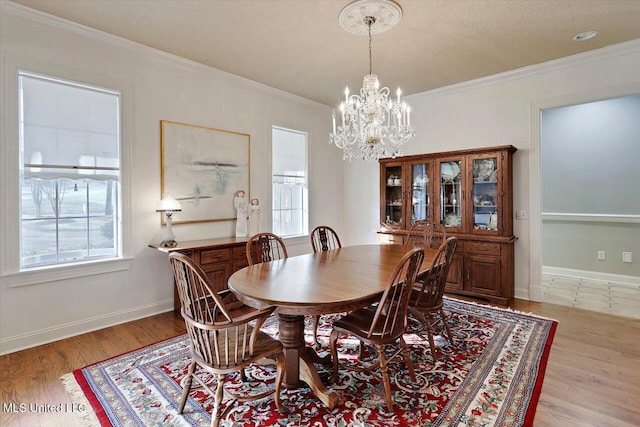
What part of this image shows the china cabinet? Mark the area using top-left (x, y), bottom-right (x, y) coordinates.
top-left (379, 145), bottom-right (517, 305)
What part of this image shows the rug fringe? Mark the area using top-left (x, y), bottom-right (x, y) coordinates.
top-left (60, 373), bottom-right (102, 427)
top-left (444, 296), bottom-right (559, 323)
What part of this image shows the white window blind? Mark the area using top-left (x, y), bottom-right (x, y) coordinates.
top-left (19, 71), bottom-right (121, 269)
top-left (272, 127), bottom-right (308, 237)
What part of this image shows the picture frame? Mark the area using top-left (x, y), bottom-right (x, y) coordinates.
top-left (160, 120), bottom-right (250, 224)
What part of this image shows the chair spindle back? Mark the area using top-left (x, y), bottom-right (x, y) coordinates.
top-left (310, 225), bottom-right (342, 252)
top-left (368, 247), bottom-right (424, 340)
top-left (412, 237), bottom-right (458, 308)
top-left (169, 252), bottom-right (272, 368)
top-left (246, 232), bottom-right (288, 265)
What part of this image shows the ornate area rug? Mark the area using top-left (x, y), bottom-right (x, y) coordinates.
top-left (62, 298), bottom-right (556, 426)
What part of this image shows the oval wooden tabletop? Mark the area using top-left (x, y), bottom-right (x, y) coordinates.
top-left (228, 244), bottom-right (437, 316)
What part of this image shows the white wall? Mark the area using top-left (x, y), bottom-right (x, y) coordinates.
top-left (0, 4), bottom-right (342, 354)
top-left (2, 3), bottom-right (640, 354)
top-left (343, 38), bottom-right (640, 301)
top-left (541, 95), bottom-right (640, 278)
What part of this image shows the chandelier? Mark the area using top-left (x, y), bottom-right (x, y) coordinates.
top-left (329, 0), bottom-right (415, 161)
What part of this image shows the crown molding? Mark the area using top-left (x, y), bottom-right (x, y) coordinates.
top-left (1, 1), bottom-right (328, 109)
top-left (407, 38), bottom-right (640, 102)
top-left (4, 1), bottom-right (638, 107)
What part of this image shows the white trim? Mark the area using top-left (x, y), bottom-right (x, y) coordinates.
top-left (531, 82), bottom-right (640, 304)
top-left (1, 257), bottom-right (134, 288)
top-left (0, 56), bottom-right (20, 274)
top-left (542, 212), bottom-right (640, 223)
top-left (1, 54), bottom-right (135, 282)
top-left (513, 286), bottom-right (531, 302)
top-left (543, 266), bottom-right (640, 287)
top-left (407, 38), bottom-right (640, 102)
top-left (529, 102), bottom-right (543, 302)
top-left (0, 298), bottom-right (173, 355)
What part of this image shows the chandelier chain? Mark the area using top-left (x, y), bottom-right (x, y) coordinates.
top-left (367, 16), bottom-right (374, 75)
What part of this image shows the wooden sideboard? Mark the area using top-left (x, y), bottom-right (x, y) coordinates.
top-left (150, 237), bottom-right (249, 312)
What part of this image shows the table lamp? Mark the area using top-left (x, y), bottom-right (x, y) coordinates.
top-left (156, 195), bottom-right (182, 247)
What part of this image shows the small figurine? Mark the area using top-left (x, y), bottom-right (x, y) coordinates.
top-left (249, 198), bottom-right (261, 236)
top-left (234, 190), bottom-right (248, 237)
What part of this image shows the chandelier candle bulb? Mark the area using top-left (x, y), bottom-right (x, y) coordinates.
top-left (332, 110), bottom-right (336, 133)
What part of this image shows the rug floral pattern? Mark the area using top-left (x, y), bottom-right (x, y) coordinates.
top-left (63, 298), bottom-right (556, 426)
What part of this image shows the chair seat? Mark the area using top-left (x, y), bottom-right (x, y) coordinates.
top-left (408, 288), bottom-right (443, 311)
top-left (205, 328), bottom-right (283, 369)
top-left (333, 307), bottom-right (405, 344)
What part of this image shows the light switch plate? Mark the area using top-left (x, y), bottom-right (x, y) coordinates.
top-left (515, 210), bottom-right (528, 220)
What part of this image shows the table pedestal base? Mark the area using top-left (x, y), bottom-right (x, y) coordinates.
top-left (278, 314), bottom-right (339, 409)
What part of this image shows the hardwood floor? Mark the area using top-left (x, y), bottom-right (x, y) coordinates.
top-left (1, 301), bottom-right (639, 426)
top-left (0, 312), bottom-right (185, 427)
top-left (513, 300), bottom-right (640, 427)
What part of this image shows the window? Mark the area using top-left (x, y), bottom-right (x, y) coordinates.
top-left (272, 127), bottom-right (308, 237)
top-left (19, 71), bottom-right (121, 269)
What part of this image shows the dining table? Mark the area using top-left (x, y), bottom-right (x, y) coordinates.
top-left (227, 243), bottom-right (438, 409)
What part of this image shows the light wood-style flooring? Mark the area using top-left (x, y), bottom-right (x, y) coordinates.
top-left (1, 300), bottom-right (639, 426)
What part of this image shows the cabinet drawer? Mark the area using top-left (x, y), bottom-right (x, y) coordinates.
top-left (466, 242), bottom-right (500, 256)
top-left (233, 245), bottom-right (247, 260)
top-left (200, 248), bottom-right (232, 264)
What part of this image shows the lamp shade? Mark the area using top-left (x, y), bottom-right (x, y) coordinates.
top-left (155, 195), bottom-right (182, 212)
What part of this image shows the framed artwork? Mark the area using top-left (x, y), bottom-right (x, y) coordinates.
top-left (160, 120), bottom-right (250, 224)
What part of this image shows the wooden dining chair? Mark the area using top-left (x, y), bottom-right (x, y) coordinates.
top-left (329, 247), bottom-right (425, 413)
top-left (168, 252), bottom-right (287, 427)
top-left (310, 225), bottom-right (342, 252)
top-left (309, 225), bottom-right (342, 344)
top-left (246, 232), bottom-right (288, 265)
top-left (406, 220), bottom-right (447, 249)
top-left (408, 236), bottom-right (458, 362)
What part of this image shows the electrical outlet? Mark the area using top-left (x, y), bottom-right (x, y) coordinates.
top-left (597, 251), bottom-right (606, 261)
top-left (623, 252), bottom-right (632, 263)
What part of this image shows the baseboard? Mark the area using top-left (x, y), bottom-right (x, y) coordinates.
top-left (542, 266), bottom-right (640, 286)
top-left (0, 299), bottom-right (174, 355)
top-left (515, 287), bottom-right (533, 302)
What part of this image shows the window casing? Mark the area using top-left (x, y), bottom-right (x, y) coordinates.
top-left (19, 71), bottom-right (121, 270)
top-left (272, 127), bottom-right (308, 238)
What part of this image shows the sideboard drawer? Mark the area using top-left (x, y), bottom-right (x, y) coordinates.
top-left (200, 248), bottom-right (232, 265)
top-left (233, 245), bottom-right (247, 261)
top-left (466, 242), bottom-right (501, 256)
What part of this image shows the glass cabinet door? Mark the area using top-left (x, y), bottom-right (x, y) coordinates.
top-left (471, 155), bottom-right (499, 232)
top-left (439, 159), bottom-right (463, 230)
top-left (382, 164), bottom-right (404, 226)
top-left (409, 162), bottom-right (430, 224)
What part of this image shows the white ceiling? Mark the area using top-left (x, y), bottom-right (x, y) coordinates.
top-left (10, 0), bottom-right (640, 107)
